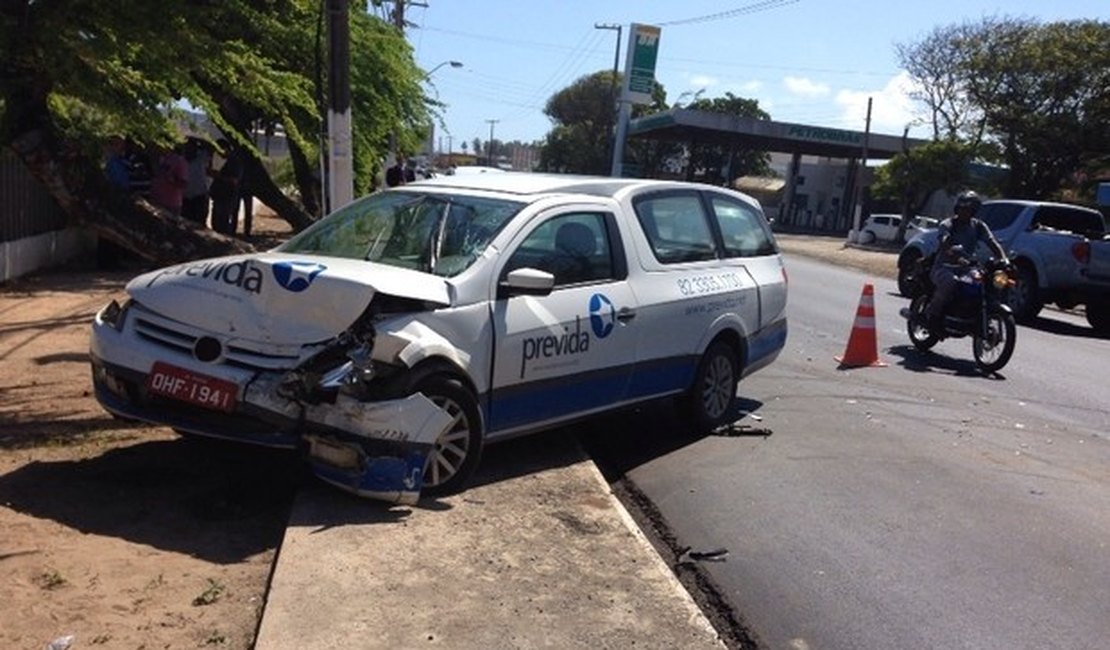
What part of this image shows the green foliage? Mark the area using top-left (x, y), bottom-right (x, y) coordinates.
top-left (538, 70), bottom-right (619, 174)
top-left (685, 92), bottom-right (771, 182)
top-left (872, 139), bottom-right (983, 204)
top-left (0, 0), bottom-right (430, 205)
top-left (899, 16), bottom-right (1110, 201)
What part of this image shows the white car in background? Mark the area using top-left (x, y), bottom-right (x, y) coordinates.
top-left (859, 214), bottom-right (938, 243)
top-left (90, 174), bottom-right (788, 503)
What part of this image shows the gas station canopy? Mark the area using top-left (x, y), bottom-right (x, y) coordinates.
top-left (627, 108), bottom-right (927, 160)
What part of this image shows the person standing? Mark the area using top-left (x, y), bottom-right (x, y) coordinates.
top-left (181, 138), bottom-right (212, 225)
top-left (104, 135), bottom-right (130, 191)
top-left (209, 138), bottom-right (245, 235)
top-left (385, 153), bottom-right (407, 187)
top-left (149, 144), bottom-right (189, 216)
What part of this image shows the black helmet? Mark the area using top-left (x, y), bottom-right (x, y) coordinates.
top-left (954, 190), bottom-right (982, 214)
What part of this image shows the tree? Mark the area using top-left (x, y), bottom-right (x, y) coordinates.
top-left (960, 18), bottom-right (1110, 199)
top-left (899, 16), bottom-right (1110, 201)
top-left (537, 70), bottom-right (677, 177)
top-left (0, 0), bottom-right (429, 265)
top-left (684, 92), bottom-right (771, 183)
top-left (537, 71), bottom-right (618, 174)
top-left (896, 22), bottom-right (986, 143)
top-left (871, 139), bottom-right (983, 242)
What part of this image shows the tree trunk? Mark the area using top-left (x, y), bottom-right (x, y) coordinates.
top-left (8, 129), bottom-right (255, 266)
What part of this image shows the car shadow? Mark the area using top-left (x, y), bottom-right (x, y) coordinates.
top-left (1021, 314), bottom-right (1106, 339)
top-left (885, 344), bottom-right (1007, 380)
top-left (575, 396), bottom-right (768, 480)
top-left (0, 437), bottom-right (305, 564)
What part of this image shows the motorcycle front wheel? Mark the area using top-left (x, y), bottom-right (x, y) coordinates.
top-left (973, 309), bottom-right (1016, 373)
top-left (907, 295), bottom-right (939, 351)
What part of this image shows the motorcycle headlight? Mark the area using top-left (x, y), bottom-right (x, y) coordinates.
top-left (991, 270), bottom-right (1011, 290)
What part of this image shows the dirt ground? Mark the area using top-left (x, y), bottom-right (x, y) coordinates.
top-left (0, 213), bottom-right (299, 650)
top-left (0, 217), bottom-right (894, 650)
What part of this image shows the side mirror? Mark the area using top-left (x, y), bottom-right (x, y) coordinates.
top-left (498, 267), bottom-right (555, 298)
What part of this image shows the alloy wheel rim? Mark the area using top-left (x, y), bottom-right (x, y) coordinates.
top-left (424, 396), bottom-right (470, 487)
top-left (702, 355), bottom-right (734, 419)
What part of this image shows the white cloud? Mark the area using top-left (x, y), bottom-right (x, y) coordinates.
top-left (688, 74), bottom-right (719, 88)
top-left (834, 71), bottom-right (925, 136)
top-left (783, 76), bottom-right (830, 97)
top-left (737, 80), bottom-right (763, 93)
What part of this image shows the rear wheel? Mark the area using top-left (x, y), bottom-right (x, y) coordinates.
top-left (682, 341), bottom-right (739, 433)
top-left (973, 309), bottom-right (1016, 373)
top-left (412, 375), bottom-right (483, 497)
top-left (860, 230), bottom-right (877, 244)
top-left (907, 295), bottom-right (940, 351)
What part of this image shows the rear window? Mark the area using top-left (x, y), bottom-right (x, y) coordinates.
top-left (978, 202), bottom-right (1024, 231)
top-left (1033, 206), bottom-right (1105, 236)
top-left (632, 192), bottom-right (717, 263)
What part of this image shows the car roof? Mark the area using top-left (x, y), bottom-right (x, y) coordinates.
top-left (410, 172), bottom-right (712, 201)
top-left (985, 199), bottom-right (1101, 214)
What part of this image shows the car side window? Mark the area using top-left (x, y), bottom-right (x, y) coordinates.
top-left (503, 213), bottom-right (615, 287)
top-left (978, 203), bottom-right (1023, 231)
top-left (633, 192), bottom-right (717, 263)
top-left (709, 196), bottom-right (776, 257)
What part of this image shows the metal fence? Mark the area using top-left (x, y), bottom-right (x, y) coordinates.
top-left (0, 148), bottom-right (67, 243)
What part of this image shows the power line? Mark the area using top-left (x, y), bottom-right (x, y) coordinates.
top-left (655, 0), bottom-right (800, 27)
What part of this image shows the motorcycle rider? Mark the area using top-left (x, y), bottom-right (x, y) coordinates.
top-left (924, 190), bottom-right (1010, 332)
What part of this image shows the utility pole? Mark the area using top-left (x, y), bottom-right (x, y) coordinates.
top-left (326, 0), bottom-right (352, 212)
top-left (851, 97), bottom-right (873, 239)
top-left (595, 23), bottom-right (622, 176)
top-left (486, 119), bottom-right (499, 167)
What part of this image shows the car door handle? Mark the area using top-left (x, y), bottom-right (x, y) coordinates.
top-left (616, 307), bottom-right (636, 322)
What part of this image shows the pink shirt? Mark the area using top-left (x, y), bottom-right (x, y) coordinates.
top-left (150, 152), bottom-right (189, 213)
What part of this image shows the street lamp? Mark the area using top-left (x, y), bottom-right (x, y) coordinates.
top-left (426, 60), bottom-right (463, 78)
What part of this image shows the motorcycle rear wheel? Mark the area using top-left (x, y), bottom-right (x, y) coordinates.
top-left (973, 309), bottom-right (1016, 373)
top-left (907, 295), bottom-right (939, 351)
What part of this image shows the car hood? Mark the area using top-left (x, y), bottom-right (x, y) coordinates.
top-left (126, 253), bottom-right (451, 344)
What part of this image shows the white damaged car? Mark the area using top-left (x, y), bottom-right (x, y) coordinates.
top-left (91, 174), bottom-right (788, 503)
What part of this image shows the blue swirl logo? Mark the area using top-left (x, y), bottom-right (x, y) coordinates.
top-left (589, 293), bottom-right (616, 338)
top-left (272, 261), bottom-right (326, 292)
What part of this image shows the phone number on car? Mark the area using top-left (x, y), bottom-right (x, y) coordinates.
top-left (676, 272), bottom-right (743, 297)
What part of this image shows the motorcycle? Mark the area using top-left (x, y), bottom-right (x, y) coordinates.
top-left (899, 256), bottom-right (1018, 373)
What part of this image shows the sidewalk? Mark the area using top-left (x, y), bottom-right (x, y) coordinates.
top-left (254, 433), bottom-right (724, 649)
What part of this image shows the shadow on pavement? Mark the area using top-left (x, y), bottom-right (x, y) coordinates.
top-left (886, 344), bottom-right (1007, 380)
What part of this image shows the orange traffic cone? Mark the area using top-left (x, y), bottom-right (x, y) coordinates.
top-left (836, 283), bottom-right (887, 368)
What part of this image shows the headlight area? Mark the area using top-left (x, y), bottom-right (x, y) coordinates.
top-left (96, 298), bottom-right (132, 331)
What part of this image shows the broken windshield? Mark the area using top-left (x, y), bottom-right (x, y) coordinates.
top-left (277, 191), bottom-right (526, 276)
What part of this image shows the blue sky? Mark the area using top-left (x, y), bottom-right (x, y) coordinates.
top-left (404, 1), bottom-right (1107, 150)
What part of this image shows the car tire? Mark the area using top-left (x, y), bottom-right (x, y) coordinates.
top-left (1011, 264), bottom-right (1043, 322)
top-left (861, 230), bottom-right (876, 244)
top-left (1086, 299), bottom-right (1110, 336)
top-left (682, 340), bottom-right (739, 434)
top-left (411, 375), bottom-right (484, 497)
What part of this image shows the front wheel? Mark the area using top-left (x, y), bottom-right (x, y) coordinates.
top-left (412, 375), bottom-right (483, 497)
top-left (682, 341), bottom-right (739, 433)
top-left (973, 309), bottom-right (1016, 373)
top-left (1085, 299), bottom-right (1110, 336)
top-left (907, 295), bottom-right (939, 351)
top-left (897, 250), bottom-right (922, 297)
top-left (1010, 265), bottom-right (1043, 322)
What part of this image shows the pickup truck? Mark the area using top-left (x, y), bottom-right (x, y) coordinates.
top-left (897, 200), bottom-right (1109, 330)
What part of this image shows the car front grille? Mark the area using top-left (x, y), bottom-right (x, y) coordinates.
top-left (132, 306), bottom-right (308, 371)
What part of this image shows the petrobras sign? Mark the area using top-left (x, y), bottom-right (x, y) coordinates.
top-left (623, 23), bottom-right (661, 106)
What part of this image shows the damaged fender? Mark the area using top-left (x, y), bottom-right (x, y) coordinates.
top-left (303, 393), bottom-right (454, 505)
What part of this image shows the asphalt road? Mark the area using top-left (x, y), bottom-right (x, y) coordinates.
top-left (586, 253), bottom-right (1110, 649)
